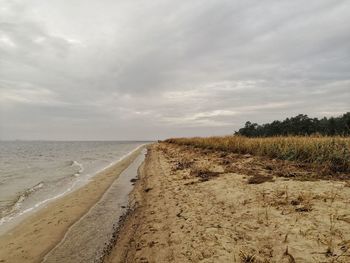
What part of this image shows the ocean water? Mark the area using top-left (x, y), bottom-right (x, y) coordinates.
top-left (0, 141), bottom-right (146, 228)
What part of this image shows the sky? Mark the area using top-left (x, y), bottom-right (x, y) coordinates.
top-left (0, 0), bottom-right (349, 140)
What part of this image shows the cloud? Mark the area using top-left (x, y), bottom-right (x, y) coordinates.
top-left (0, 0), bottom-right (349, 140)
top-left (0, 80), bottom-right (59, 106)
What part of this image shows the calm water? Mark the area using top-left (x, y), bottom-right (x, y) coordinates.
top-left (0, 141), bottom-right (146, 227)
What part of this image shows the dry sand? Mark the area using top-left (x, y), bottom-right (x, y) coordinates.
top-left (107, 143), bottom-right (350, 263)
top-left (0, 146), bottom-right (144, 263)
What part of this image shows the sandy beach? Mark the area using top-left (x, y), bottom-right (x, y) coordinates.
top-left (2, 0), bottom-right (349, 262)
top-left (107, 143), bottom-right (350, 263)
top-left (0, 146), bottom-right (145, 263)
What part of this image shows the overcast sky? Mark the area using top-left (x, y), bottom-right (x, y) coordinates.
top-left (0, 0), bottom-right (349, 140)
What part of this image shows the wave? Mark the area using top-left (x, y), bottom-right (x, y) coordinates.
top-left (13, 181), bottom-right (44, 209)
top-left (1, 181), bottom-right (45, 219)
top-left (71, 160), bottom-right (84, 176)
top-left (1, 160), bottom-right (83, 219)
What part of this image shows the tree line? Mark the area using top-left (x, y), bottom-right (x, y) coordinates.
top-left (235, 112), bottom-right (350, 137)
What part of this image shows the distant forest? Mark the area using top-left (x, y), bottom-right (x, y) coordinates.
top-left (235, 112), bottom-right (350, 137)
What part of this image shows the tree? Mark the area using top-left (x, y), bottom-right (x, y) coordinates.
top-left (235, 112), bottom-right (350, 137)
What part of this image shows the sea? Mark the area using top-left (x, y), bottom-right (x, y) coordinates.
top-left (0, 141), bottom-right (147, 229)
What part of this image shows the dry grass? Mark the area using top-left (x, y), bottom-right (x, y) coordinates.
top-left (247, 175), bottom-right (274, 184)
top-left (165, 136), bottom-right (350, 173)
top-left (190, 165), bottom-right (221, 182)
top-left (239, 251), bottom-right (256, 262)
top-left (172, 157), bottom-right (193, 171)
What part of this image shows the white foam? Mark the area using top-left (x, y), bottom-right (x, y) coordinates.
top-left (72, 160), bottom-right (84, 176)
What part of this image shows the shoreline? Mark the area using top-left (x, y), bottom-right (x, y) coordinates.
top-left (0, 143), bottom-right (146, 234)
top-left (0, 145), bottom-right (146, 263)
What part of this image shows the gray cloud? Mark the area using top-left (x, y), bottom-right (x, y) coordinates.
top-left (0, 0), bottom-right (349, 140)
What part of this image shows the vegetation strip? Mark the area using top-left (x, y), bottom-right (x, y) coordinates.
top-left (165, 136), bottom-right (350, 173)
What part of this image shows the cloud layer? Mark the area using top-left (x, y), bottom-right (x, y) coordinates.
top-left (1, 0), bottom-right (349, 140)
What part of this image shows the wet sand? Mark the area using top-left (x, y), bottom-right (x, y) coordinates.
top-left (107, 143), bottom-right (350, 263)
top-left (43, 151), bottom-right (145, 263)
top-left (0, 146), bottom-right (145, 263)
